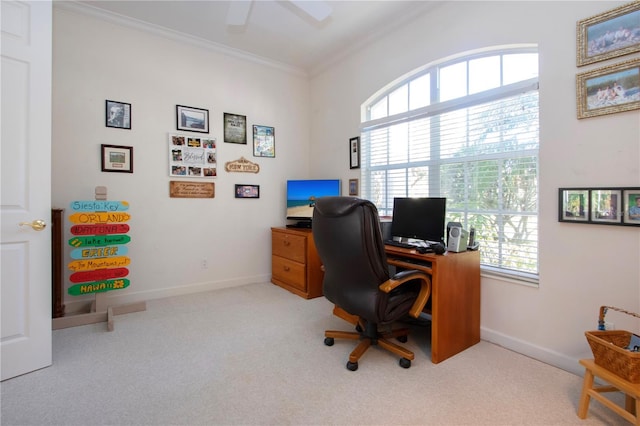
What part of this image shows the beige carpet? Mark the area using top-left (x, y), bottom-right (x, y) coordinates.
top-left (0, 282), bottom-right (629, 425)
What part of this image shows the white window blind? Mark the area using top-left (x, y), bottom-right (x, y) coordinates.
top-left (361, 49), bottom-right (539, 279)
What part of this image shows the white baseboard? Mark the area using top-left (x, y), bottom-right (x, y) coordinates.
top-left (481, 327), bottom-right (590, 377)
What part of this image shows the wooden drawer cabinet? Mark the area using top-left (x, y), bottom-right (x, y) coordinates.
top-left (272, 256), bottom-right (306, 291)
top-left (271, 227), bottom-right (323, 299)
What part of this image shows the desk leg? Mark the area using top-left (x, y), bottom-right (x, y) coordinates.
top-left (624, 393), bottom-right (638, 416)
top-left (578, 367), bottom-right (594, 419)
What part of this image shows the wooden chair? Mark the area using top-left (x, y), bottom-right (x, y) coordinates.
top-left (577, 359), bottom-right (640, 425)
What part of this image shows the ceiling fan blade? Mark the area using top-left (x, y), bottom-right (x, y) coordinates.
top-left (226, 0), bottom-right (252, 26)
top-left (289, 0), bottom-right (332, 22)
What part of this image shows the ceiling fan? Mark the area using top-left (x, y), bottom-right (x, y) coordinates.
top-left (226, 0), bottom-right (332, 26)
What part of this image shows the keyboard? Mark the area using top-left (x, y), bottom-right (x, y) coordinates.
top-left (384, 240), bottom-right (418, 249)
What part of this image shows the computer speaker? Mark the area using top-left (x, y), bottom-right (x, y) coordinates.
top-left (447, 225), bottom-right (469, 253)
top-left (446, 221), bottom-right (462, 246)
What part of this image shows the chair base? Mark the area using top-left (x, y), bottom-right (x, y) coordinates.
top-left (324, 319), bottom-right (414, 371)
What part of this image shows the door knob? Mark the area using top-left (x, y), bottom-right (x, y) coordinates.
top-left (19, 219), bottom-right (47, 231)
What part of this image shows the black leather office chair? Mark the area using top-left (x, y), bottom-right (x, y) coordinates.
top-left (312, 196), bottom-right (431, 371)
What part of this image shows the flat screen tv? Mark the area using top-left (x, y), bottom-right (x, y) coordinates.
top-left (390, 197), bottom-right (447, 244)
top-left (286, 179), bottom-right (341, 224)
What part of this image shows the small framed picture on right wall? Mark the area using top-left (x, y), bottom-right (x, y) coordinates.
top-left (349, 136), bottom-right (360, 169)
top-left (559, 188), bottom-right (589, 222)
top-left (623, 188), bottom-right (640, 225)
top-left (590, 189), bottom-right (622, 224)
top-left (349, 178), bottom-right (359, 196)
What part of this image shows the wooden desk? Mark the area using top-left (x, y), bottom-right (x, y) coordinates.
top-left (385, 246), bottom-right (480, 364)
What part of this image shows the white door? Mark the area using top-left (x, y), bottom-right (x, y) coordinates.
top-left (1, 0), bottom-right (53, 381)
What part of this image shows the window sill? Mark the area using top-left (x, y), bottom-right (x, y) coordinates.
top-left (481, 266), bottom-right (539, 288)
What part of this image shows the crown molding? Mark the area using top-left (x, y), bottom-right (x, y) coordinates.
top-left (54, 1), bottom-right (308, 78)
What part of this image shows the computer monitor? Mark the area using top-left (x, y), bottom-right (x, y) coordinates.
top-left (390, 197), bottom-right (447, 244)
top-left (286, 179), bottom-right (341, 225)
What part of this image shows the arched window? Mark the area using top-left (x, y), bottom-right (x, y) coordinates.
top-left (361, 46), bottom-right (539, 282)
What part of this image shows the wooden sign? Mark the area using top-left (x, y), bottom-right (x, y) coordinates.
top-left (70, 224), bottom-right (130, 235)
top-left (69, 234), bottom-right (131, 247)
top-left (70, 268), bottom-right (129, 283)
top-left (69, 212), bottom-right (130, 224)
top-left (169, 181), bottom-right (215, 198)
top-left (70, 245), bottom-right (128, 260)
top-left (224, 156), bottom-right (260, 173)
top-left (68, 199), bottom-right (132, 297)
top-left (68, 256), bottom-right (131, 272)
top-left (70, 200), bottom-right (129, 212)
top-left (68, 278), bottom-right (130, 296)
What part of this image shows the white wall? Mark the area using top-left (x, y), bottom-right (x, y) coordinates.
top-left (52, 7), bottom-right (311, 306)
top-left (309, 1), bottom-right (640, 374)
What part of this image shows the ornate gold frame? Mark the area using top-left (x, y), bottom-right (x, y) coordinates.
top-left (576, 1), bottom-right (640, 67)
top-left (576, 58), bottom-right (640, 119)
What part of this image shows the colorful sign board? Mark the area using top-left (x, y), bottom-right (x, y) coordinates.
top-left (70, 268), bottom-right (129, 283)
top-left (67, 200), bottom-right (131, 295)
top-left (70, 200), bottom-right (129, 212)
top-left (70, 245), bottom-right (128, 260)
top-left (70, 224), bottom-right (130, 235)
top-left (68, 256), bottom-right (131, 272)
top-left (68, 279), bottom-right (130, 296)
top-left (68, 234), bottom-right (131, 247)
top-left (68, 212), bottom-right (130, 224)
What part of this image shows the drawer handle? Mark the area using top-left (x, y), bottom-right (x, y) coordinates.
top-left (283, 240), bottom-right (290, 246)
top-left (283, 266), bottom-right (290, 272)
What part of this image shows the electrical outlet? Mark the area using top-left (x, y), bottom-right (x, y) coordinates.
top-left (201, 259), bottom-right (208, 269)
top-left (604, 321), bottom-right (615, 330)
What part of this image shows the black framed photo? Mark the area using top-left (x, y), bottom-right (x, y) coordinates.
top-left (105, 100), bottom-right (131, 129)
top-left (176, 105), bottom-right (209, 133)
top-left (101, 144), bottom-right (133, 173)
top-left (349, 136), bottom-right (360, 169)
top-left (559, 188), bottom-right (589, 222)
top-left (559, 187), bottom-right (640, 227)
top-left (590, 189), bottom-right (622, 224)
top-left (224, 113), bottom-right (247, 144)
top-left (623, 189), bottom-right (640, 225)
top-left (253, 125), bottom-right (275, 158)
top-left (235, 184), bottom-right (260, 199)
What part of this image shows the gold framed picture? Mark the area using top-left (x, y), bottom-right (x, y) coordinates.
top-left (576, 1), bottom-right (640, 67)
top-left (576, 58), bottom-right (640, 119)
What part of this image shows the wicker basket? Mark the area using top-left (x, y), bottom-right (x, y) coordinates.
top-left (584, 306), bottom-right (640, 384)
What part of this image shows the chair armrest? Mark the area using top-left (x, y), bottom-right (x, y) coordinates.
top-left (379, 270), bottom-right (432, 318)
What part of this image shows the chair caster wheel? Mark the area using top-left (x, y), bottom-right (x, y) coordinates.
top-left (324, 337), bottom-right (334, 346)
top-left (399, 358), bottom-right (411, 369)
top-left (347, 361), bottom-right (358, 371)
top-left (397, 335), bottom-right (408, 343)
